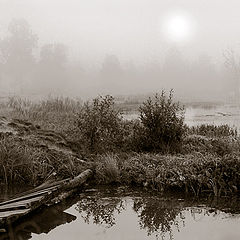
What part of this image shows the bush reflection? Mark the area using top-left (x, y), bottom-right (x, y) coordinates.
top-left (75, 190), bottom-right (240, 239)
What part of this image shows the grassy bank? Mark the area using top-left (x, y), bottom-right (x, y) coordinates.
top-left (0, 134), bottom-right (89, 186)
top-left (0, 93), bottom-right (240, 197)
top-left (94, 152), bottom-right (240, 197)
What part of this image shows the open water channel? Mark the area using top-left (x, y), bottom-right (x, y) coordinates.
top-left (0, 186), bottom-right (239, 240)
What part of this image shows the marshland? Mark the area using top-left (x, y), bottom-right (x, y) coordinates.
top-left (1, 94), bottom-right (240, 239)
top-left (1, 93), bottom-right (240, 197)
top-left (1, 0), bottom-right (240, 239)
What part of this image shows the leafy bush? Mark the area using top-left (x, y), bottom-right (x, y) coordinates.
top-left (76, 95), bottom-right (125, 153)
top-left (134, 90), bottom-right (186, 152)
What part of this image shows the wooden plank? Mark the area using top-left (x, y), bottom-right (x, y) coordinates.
top-left (34, 178), bottom-right (70, 191)
top-left (0, 209), bottom-right (29, 219)
top-left (0, 182), bottom-right (63, 206)
top-left (0, 178), bottom-right (70, 207)
top-left (0, 196), bottom-right (44, 211)
top-left (0, 186), bottom-right (58, 207)
top-left (51, 169), bottom-right (93, 204)
top-left (0, 203), bottom-right (29, 211)
top-left (0, 169), bottom-right (93, 227)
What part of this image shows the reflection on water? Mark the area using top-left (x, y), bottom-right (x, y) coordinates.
top-left (1, 187), bottom-right (240, 240)
top-left (76, 195), bottom-right (125, 228)
top-left (0, 197), bottom-right (78, 240)
top-left (133, 197), bottom-right (184, 238)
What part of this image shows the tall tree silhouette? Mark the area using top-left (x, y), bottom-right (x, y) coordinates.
top-left (36, 43), bottom-right (68, 94)
top-left (0, 19), bottom-right (38, 93)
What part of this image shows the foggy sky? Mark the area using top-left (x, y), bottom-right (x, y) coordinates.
top-left (0, 0), bottom-right (240, 100)
top-left (1, 0), bottom-right (240, 65)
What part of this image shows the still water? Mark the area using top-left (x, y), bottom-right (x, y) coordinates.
top-left (185, 104), bottom-right (240, 128)
top-left (123, 104), bottom-right (240, 130)
top-left (2, 187), bottom-right (239, 240)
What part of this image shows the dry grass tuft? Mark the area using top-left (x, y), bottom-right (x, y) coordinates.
top-left (95, 154), bottom-right (120, 184)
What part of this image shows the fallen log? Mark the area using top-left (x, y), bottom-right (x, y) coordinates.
top-left (62, 169), bottom-right (93, 190)
top-left (48, 169), bottom-right (93, 205)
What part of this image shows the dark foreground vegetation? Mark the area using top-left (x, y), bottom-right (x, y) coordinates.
top-left (0, 91), bottom-right (240, 197)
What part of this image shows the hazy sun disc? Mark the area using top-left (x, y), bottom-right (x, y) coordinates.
top-left (163, 14), bottom-right (194, 42)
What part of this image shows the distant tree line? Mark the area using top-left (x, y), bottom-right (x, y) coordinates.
top-left (0, 18), bottom-right (238, 101)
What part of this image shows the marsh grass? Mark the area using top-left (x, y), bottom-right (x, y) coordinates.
top-left (1, 94), bottom-right (240, 196)
top-left (182, 134), bottom-right (239, 156)
top-left (95, 154), bottom-right (120, 184)
top-left (0, 136), bottom-right (50, 186)
top-left (0, 135), bottom-right (88, 186)
top-left (94, 152), bottom-right (240, 197)
top-left (188, 124), bottom-right (238, 138)
top-left (5, 96), bottom-right (82, 139)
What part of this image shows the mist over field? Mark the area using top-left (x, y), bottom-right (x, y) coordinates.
top-left (0, 0), bottom-right (240, 102)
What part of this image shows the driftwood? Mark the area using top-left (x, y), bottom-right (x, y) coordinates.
top-left (0, 169), bottom-right (93, 231)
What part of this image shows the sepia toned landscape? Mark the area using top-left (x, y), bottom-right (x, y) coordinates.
top-left (0, 1), bottom-right (240, 239)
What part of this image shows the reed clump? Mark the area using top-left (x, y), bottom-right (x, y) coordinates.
top-left (188, 124), bottom-right (237, 138)
top-left (94, 154), bottom-right (120, 184)
top-left (0, 134), bottom-right (88, 186)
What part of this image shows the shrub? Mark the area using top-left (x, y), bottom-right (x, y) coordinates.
top-left (75, 95), bottom-right (125, 153)
top-left (134, 90), bottom-right (186, 153)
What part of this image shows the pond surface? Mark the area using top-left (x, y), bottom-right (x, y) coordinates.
top-left (185, 105), bottom-right (240, 129)
top-left (1, 187), bottom-right (240, 240)
top-left (123, 104), bottom-right (240, 130)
